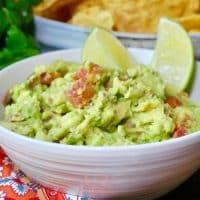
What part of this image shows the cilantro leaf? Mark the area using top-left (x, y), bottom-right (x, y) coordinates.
top-left (0, 0), bottom-right (41, 70)
top-left (0, 49), bottom-right (13, 68)
top-left (0, 26), bottom-right (40, 69)
top-left (5, 0), bottom-right (40, 32)
top-left (0, 9), bottom-right (9, 37)
top-left (6, 26), bottom-right (33, 50)
top-left (6, 0), bottom-right (40, 11)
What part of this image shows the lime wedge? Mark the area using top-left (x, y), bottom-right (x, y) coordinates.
top-left (82, 28), bottom-right (136, 70)
top-left (151, 17), bottom-right (194, 93)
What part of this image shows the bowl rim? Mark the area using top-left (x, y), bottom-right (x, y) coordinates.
top-left (34, 15), bottom-right (200, 39)
top-left (0, 48), bottom-right (200, 152)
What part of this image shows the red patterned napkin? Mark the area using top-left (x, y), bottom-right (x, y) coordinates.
top-left (0, 147), bottom-right (91, 200)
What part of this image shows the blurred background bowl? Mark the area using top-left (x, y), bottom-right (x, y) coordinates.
top-left (0, 48), bottom-right (200, 200)
top-left (34, 16), bottom-right (200, 59)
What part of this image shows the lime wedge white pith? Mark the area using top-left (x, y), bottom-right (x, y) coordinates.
top-left (82, 28), bottom-right (136, 70)
top-left (151, 17), bottom-right (194, 93)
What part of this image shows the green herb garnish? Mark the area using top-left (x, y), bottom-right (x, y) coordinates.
top-left (0, 0), bottom-right (40, 69)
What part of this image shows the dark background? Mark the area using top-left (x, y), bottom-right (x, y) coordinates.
top-left (158, 170), bottom-right (200, 200)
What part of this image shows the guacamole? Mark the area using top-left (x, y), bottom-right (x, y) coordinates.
top-left (1, 61), bottom-right (200, 146)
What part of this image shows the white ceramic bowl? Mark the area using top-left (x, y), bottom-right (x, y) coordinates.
top-left (34, 16), bottom-right (200, 59)
top-left (0, 48), bottom-right (200, 200)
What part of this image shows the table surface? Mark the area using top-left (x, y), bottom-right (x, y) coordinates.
top-left (0, 45), bottom-right (199, 200)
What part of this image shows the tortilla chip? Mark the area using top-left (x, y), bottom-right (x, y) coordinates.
top-left (34, 0), bottom-right (200, 33)
top-left (34, 0), bottom-right (78, 20)
top-left (177, 15), bottom-right (200, 32)
top-left (69, 6), bottom-right (114, 30)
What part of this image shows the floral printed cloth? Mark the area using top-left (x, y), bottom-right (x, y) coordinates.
top-left (0, 147), bottom-right (91, 200)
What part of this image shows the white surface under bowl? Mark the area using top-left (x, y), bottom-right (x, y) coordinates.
top-left (34, 16), bottom-right (200, 59)
top-left (0, 48), bottom-right (200, 200)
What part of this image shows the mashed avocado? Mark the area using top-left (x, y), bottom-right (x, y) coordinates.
top-left (1, 61), bottom-right (200, 146)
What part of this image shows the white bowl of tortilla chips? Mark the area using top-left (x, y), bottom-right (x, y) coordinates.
top-left (34, 0), bottom-right (200, 58)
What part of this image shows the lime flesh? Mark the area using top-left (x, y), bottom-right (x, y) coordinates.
top-left (151, 17), bottom-right (194, 93)
top-left (82, 28), bottom-right (136, 70)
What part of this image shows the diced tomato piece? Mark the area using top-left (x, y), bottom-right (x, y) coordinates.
top-left (172, 126), bottom-right (186, 138)
top-left (81, 83), bottom-right (95, 100)
top-left (73, 63), bottom-right (105, 83)
top-left (66, 79), bottom-right (95, 108)
top-left (73, 68), bottom-right (87, 81)
top-left (89, 63), bottom-right (105, 75)
top-left (40, 72), bottom-right (53, 85)
top-left (167, 96), bottom-right (182, 108)
top-left (40, 72), bottom-right (61, 85)
top-left (88, 63), bottom-right (106, 83)
top-left (68, 63), bottom-right (105, 107)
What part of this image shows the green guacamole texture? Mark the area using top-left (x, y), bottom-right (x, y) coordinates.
top-left (1, 61), bottom-right (200, 146)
